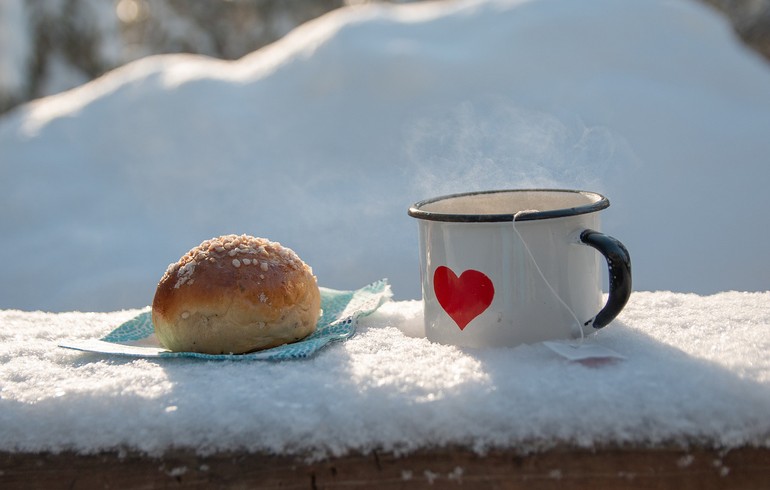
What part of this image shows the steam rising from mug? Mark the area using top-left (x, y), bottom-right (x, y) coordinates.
top-left (404, 97), bottom-right (636, 196)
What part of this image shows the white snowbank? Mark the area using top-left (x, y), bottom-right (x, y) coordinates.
top-left (0, 291), bottom-right (767, 456)
top-left (1, 0), bottom-right (770, 312)
top-left (2, 0), bottom-right (768, 460)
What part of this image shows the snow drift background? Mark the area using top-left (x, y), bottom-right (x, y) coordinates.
top-left (2, 0), bottom-right (770, 312)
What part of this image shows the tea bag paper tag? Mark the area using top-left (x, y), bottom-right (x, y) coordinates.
top-left (543, 340), bottom-right (626, 364)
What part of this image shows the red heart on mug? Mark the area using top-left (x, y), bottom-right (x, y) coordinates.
top-left (433, 266), bottom-right (495, 330)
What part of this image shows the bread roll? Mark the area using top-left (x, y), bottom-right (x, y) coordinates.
top-left (152, 234), bottom-right (321, 354)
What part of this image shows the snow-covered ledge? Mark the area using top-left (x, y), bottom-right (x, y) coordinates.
top-left (1, 291), bottom-right (768, 487)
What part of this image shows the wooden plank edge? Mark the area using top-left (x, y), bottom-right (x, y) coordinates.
top-left (1, 445), bottom-right (768, 489)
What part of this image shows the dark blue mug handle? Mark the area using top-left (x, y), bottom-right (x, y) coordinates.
top-left (579, 229), bottom-right (632, 329)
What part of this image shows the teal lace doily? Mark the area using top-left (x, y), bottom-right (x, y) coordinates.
top-left (60, 280), bottom-right (391, 361)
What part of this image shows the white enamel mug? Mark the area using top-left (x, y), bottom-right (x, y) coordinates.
top-left (408, 189), bottom-right (632, 347)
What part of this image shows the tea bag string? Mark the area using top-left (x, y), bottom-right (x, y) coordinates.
top-left (512, 212), bottom-right (585, 341)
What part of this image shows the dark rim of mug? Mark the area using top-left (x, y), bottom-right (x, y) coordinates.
top-left (407, 189), bottom-right (610, 222)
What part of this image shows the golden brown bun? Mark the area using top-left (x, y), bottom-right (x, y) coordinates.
top-left (152, 234), bottom-right (320, 354)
